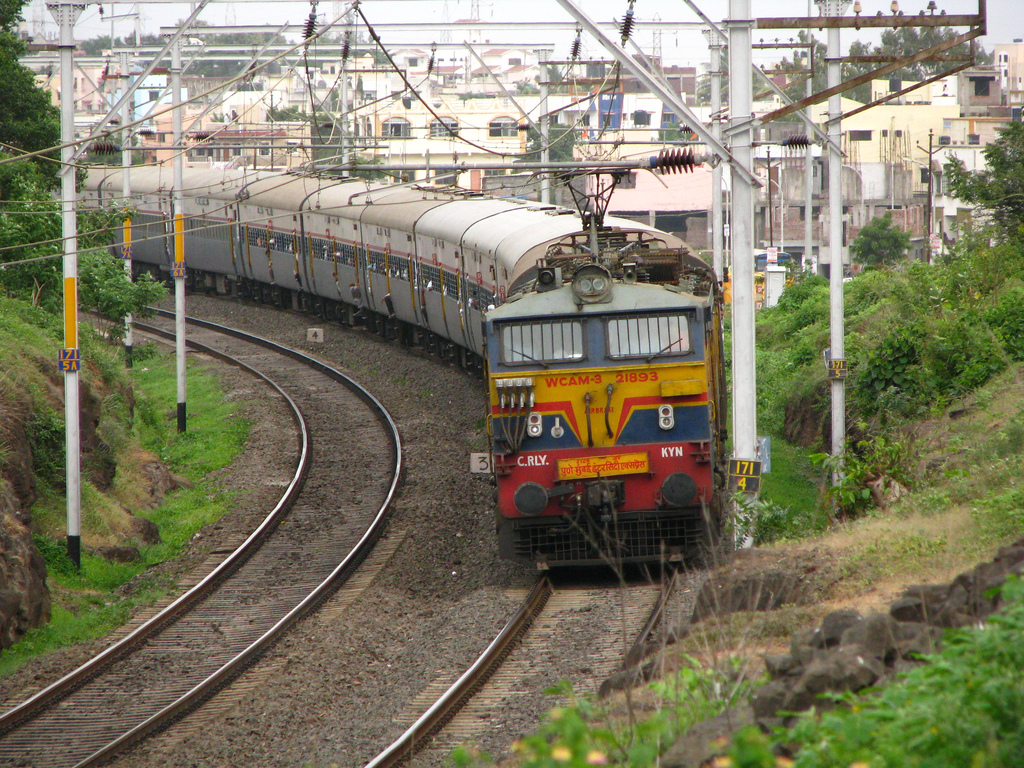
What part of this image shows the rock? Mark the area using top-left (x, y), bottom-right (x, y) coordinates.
top-left (840, 613), bottom-right (899, 664)
top-left (94, 545), bottom-right (142, 563)
top-left (125, 514), bottom-right (161, 546)
top-left (692, 550), bottom-right (834, 620)
top-left (0, 508), bottom-right (51, 650)
top-left (891, 583), bottom-right (950, 622)
top-left (765, 653), bottom-right (801, 678)
top-left (815, 609), bottom-right (861, 648)
top-left (780, 647), bottom-right (883, 716)
top-left (661, 706), bottom-right (754, 768)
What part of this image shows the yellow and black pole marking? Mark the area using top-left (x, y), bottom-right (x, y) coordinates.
top-left (173, 212), bottom-right (187, 433)
top-left (122, 216), bottom-right (134, 367)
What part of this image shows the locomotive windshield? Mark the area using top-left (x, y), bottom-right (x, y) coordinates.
top-left (500, 319), bottom-right (585, 364)
top-left (606, 313), bottom-right (692, 359)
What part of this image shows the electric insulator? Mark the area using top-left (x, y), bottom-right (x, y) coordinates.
top-left (190, 131), bottom-right (213, 141)
top-left (428, 43), bottom-right (437, 75)
top-left (303, 13), bottom-right (317, 40)
top-left (517, 122), bottom-right (529, 133)
top-left (651, 148), bottom-right (701, 175)
top-left (138, 128), bottom-right (155, 136)
top-left (341, 33), bottom-right (351, 64)
top-left (619, 9), bottom-right (635, 44)
top-left (619, 1), bottom-right (636, 45)
top-left (781, 134), bottom-right (811, 148)
top-left (90, 141), bottom-right (121, 155)
top-left (570, 27), bottom-right (582, 61)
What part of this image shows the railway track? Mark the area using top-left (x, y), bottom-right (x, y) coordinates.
top-left (367, 572), bottom-right (690, 768)
top-left (0, 314), bottom-right (403, 768)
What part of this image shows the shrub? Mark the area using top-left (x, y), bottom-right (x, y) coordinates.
top-left (985, 284), bottom-right (1024, 361)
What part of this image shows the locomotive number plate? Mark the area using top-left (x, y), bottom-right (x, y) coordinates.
top-left (557, 452), bottom-right (649, 480)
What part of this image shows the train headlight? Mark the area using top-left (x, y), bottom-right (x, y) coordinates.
top-left (658, 404), bottom-right (675, 430)
top-left (527, 412), bottom-right (543, 437)
top-left (661, 472), bottom-right (697, 507)
top-left (571, 264), bottom-right (613, 304)
top-left (514, 482), bottom-right (549, 516)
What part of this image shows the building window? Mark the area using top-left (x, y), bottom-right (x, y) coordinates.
top-left (508, 57), bottom-right (521, 66)
top-left (430, 117), bottom-right (459, 137)
top-left (408, 57), bottom-right (419, 67)
top-left (972, 77), bottom-right (991, 97)
top-left (488, 116), bottom-right (517, 138)
top-left (849, 129), bottom-right (872, 141)
top-left (382, 117), bottom-right (412, 138)
top-left (632, 110), bottom-right (651, 126)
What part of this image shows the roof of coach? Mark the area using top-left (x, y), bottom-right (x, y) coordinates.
top-left (486, 281), bottom-right (710, 323)
top-left (356, 194), bottom-right (453, 231)
top-left (413, 196), bottom-right (551, 244)
top-left (238, 172), bottom-right (351, 210)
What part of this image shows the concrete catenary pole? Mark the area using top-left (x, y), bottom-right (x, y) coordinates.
top-left (536, 47), bottom-right (553, 205)
top-left (705, 27), bottom-right (726, 282)
top-left (171, 38), bottom-right (187, 433)
top-left (817, 0), bottom-right (850, 477)
top-left (728, 0), bottom-right (759, 516)
top-left (804, 0), bottom-right (815, 273)
top-left (50, 0), bottom-right (84, 568)
top-left (119, 50), bottom-right (134, 367)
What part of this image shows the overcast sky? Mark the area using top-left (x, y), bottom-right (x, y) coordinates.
top-left (23, 0), bottom-right (1019, 68)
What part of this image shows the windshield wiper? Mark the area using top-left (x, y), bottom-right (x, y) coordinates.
top-left (646, 343), bottom-right (695, 364)
top-left (508, 348), bottom-right (549, 369)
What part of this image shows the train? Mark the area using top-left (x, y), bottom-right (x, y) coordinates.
top-left (83, 166), bottom-right (729, 569)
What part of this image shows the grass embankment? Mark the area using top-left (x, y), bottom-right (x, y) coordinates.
top-left (1, 343), bottom-right (250, 679)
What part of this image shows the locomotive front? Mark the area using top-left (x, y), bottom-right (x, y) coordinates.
top-left (485, 244), bottom-right (727, 569)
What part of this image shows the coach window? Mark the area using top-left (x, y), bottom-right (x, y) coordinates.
top-left (606, 313), bottom-right (692, 359)
top-left (499, 320), bottom-right (584, 365)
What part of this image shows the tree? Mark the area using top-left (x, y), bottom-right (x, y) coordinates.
top-left (945, 121), bottom-right (1024, 238)
top-left (0, 0), bottom-right (60, 197)
top-left (851, 213), bottom-right (911, 267)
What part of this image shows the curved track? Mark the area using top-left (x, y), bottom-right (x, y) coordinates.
top-left (367, 573), bottom-right (688, 768)
top-left (0, 314), bottom-right (402, 768)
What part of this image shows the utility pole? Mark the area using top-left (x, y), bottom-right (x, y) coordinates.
top-left (50, 0), bottom-right (85, 569)
top-left (918, 128), bottom-right (937, 263)
top-left (766, 148), bottom-right (774, 247)
top-left (704, 26), bottom-right (726, 282)
top-left (171, 38), bottom-right (187, 433)
top-left (536, 48), bottom-right (553, 205)
top-left (804, 11), bottom-right (815, 273)
top-left (817, 0), bottom-right (850, 481)
top-left (728, 0), bottom-right (761, 538)
top-left (119, 50), bottom-right (134, 368)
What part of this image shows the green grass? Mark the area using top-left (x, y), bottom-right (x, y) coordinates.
top-left (760, 438), bottom-right (822, 514)
top-left (749, 437), bottom-right (832, 544)
top-left (0, 347), bottom-right (251, 679)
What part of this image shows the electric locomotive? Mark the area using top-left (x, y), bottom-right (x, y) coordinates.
top-left (485, 241), bottom-right (728, 568)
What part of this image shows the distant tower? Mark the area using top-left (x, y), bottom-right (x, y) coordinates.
top-left (225, 2), bottom-right (236, 26)
top-left (441, 0), bottom-right (451, 43)
top-left (652, 13), bottom-right (663, 75)
top-left (470, 0), bottom-right (480, 20)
